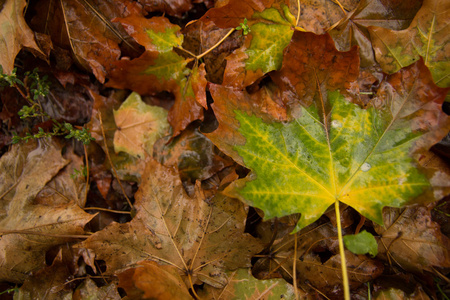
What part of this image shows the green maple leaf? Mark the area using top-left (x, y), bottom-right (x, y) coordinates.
top-left (368, 0), bottom-right (449, 88)
top-left (208, 59), bottom-right (449, 232)
top-left (245, 4), bottom-right (295, 73)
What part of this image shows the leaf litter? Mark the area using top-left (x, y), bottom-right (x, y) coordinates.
top-left (0, 0), bottom-right (449, 298)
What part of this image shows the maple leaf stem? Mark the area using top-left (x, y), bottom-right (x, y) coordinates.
top-left (335, 200), bottom-right (350, 300)
top-left (296, 0), bottom-right (301, 27)
top-left (293, 232), bottom-right (299, 300)
top-left (196, 28), bottom-right (235, 60)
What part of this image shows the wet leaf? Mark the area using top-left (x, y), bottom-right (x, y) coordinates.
top-left (209, 59), bottom-right (450, 231)
top-left (83, 159), bottom-right (263, 288)
top-left (0, 0), bottom-right (44, 74)
top-left (113, 92), bottom-right (170, 159)
top-left (139, 0), bottom-right (193, 18)
top-left (107, 16), bottom-right (206, 136)
top-left (117, 261), bottom-right (192, 300)
top-left (222, 2), bottom-right (295, 87)
top-left (271, 32), bottom-right (360, 115)
top-left (0, 139), bottom-right (94, 282)
top-left (329, 0), bottom-right (422, 67)
top-left (369, 0), bottom-right (450, 87)
top-left (374, 206), bottom-right (450, 273)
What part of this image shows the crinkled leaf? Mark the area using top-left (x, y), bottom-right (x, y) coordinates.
top-left (0, 0), bottom-right (44, 74)
top-left (0, 139), bottom-right (94, 283)
top-left (344, 230), bottom-right (378, 257)
top-left (369, 0), bottom-right (450, 87)
top-left (113, 92), bottom-right (170, 159)
top-left (374, 206), bottom-right (450, 273)
top-left (107, 16), bottom-right (206, 136)
top-left (209, 59), bottom-right (450, 231)
top-left (329, 0), bottom-right (422, 67)
top-left (83, 159), bottom-right (263, 288)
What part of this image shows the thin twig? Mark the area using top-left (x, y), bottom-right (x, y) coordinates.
top-left (98, 112), bottom-right (134, 209)
top-left (84, 207), bottom-right (131, 214)
top-left (196, 28), bottom-right (235, 60)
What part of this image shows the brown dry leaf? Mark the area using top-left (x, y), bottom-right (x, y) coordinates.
top-left (35, 146), bottom-right (87, 208)
top-left (0, 0), bottom-right (44, 74)
top-left (374, 206), bottom-right (450, 273)
top-left (0, 139), bottom-right (94, 283)
top-left (83, 159), bottom-right (263, 289)
top-left (117, 261), bottom-right (192, 300)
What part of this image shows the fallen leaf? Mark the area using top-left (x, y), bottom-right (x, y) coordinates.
top-left (107, 16), bottom-right (206, 136)
top-left (0, 0), bottom-right (44, 74)
top-left (374, 206), bottom-right (450, 273)
top-left (83, 159), bottom-right (263, 289)
top-left (209, 58), bottom-right (450, 231)
top-left (139, 0), bottom-right (193, 18)
top-left (113, 92), bottom-right (170, 159)
top-left (117, 261), bottom-right (192, 300)
top-left (369, 0), bottom-right (450, 87)
top-left (0, 139), bottom-right (94, 283)
top-left (199, 268), bottom-right (302, 299)
top-left (329, 0), bottom-right (422, 67)
top-left (271, 31), bottom-right (360, 116)
top-left (222, 2), bottom-right (295, 87)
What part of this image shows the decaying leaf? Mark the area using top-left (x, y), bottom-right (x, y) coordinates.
top-left (0, 0), bottom-right (44, 74)
top-left (113, 92), bottom-right (170, 159)
top-left (0, 139), bottom-right (94, 283)
top-left (369, 0), bottom-right (450, 87)
top-left (209, 55), bottom-right (449, 231)
top-left (83, 159), bottom-right (263, 289)
top-left (374, 206), bottom-right (450, 273)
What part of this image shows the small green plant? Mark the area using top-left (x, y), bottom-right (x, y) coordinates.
top-left (236, 18), bottom-right (251, 36)
top-left (71, 166), bottom-right (88, 179)
top-left (0, 66), bottom-right (95, 145)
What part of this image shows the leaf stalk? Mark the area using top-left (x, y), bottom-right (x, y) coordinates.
top-left (335, 200), bottom-right (350, 300)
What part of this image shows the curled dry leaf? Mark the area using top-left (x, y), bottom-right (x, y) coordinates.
top-left (83, 159), bottom-right (263, 289)
top-left (0, 0), bottom-right (45, 74)
top-left (0, 139), bottom-right (94, 283)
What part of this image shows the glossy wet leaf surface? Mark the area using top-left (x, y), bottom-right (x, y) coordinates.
top-left (210, 57), bottom-right (449, 231)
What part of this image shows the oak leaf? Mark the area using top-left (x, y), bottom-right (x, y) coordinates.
top-left (83, 159), bottom-right (263, 289)
top-left (0, 0), bottom-right (44, 74)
